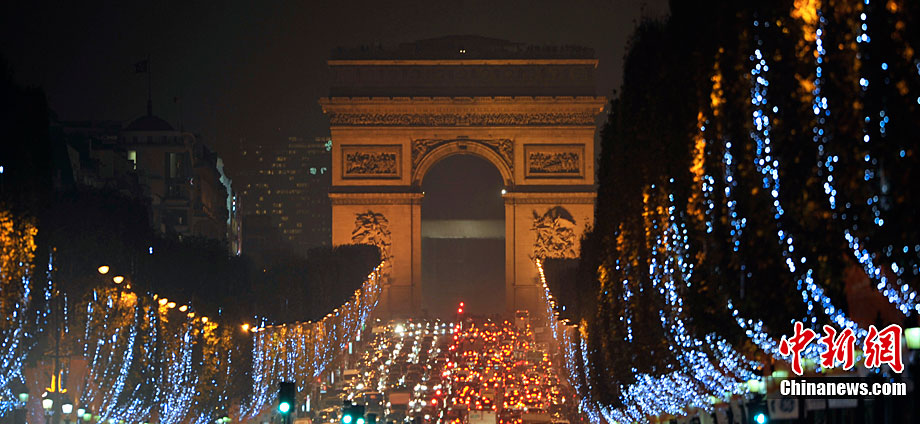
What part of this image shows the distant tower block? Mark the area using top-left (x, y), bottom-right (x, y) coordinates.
top-left (321, 36), bottom-right (605, 316)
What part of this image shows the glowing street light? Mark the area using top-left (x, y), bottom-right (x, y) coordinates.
top-left (112, 275), bottom-right (125, 284)
top-left (61, 398), bottom-right (74, 415)
top-left (97, 265), bottom-right (110, 275)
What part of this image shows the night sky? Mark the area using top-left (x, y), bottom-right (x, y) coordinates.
top-left (2, 0), bottom-right (668, 167)
top-left (3, 0), bottom-right (668, 316)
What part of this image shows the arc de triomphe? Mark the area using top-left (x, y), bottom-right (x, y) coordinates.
top-left (320, 36), bottom-right (605, 316)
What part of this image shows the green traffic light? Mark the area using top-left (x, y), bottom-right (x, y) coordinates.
top-left (279, 401), bottom-right (291, 414)
top-left (357, 417), bottom-right (365, 424)
top-left (343, 415), bottom-right (353, 424)
top-left (754, 412), bottom-right (767, 424)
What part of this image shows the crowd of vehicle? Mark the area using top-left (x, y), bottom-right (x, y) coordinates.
top-left (312, 313), bottom-right (580, 424)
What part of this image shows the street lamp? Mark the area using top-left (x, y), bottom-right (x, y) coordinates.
top-left (11, 382), bottom-right (29, 424)
top-left (97, 265), bottom-right (110, 275)
top-left (62, 397), bottom-right (74, 424)
top-left (42, 396), bottom-right (54, 424)
top-left (15, 384), bottom-right (28, 403)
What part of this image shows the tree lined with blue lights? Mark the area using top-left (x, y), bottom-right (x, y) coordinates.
top-left (560, 0), bottom-right (920, 420)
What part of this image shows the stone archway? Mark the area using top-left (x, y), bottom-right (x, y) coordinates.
top-left (321, 38), bottom-right (605, 316)
top-left (412, 139), bottom-right (514, 188)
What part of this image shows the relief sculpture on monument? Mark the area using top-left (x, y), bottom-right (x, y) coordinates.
top-left (351, 211), bottom-right (393, 263)
top-left (342, 145), bottom-right (401, 178)
top-left (328, 112), bottom-right (597, 127)
top-left (524, 144), bottom-right (584, 178)
top-left (531, 206), bottom-right (578, 260)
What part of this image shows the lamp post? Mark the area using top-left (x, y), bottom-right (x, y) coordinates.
top-left (17, 388), bottom-right (29, 404)
top-left (42, 396), bottom-right (54, 424)
top-left (11, 382), bottom-right (29, 424)
top-left (61, 398), bottom-right (74, 424)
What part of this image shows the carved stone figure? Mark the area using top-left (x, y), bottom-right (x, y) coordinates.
top-left (531, 206), bottom-right (578, 259)
top-left (351, 211), bottom-right (393, 262)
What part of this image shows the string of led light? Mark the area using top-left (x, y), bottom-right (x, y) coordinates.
top-left (534, 187), bottom-right (760, 422)
top-left (240, 264), bottom-right (383, 421)
top-left (0, 211), bottom-right (37, 417)
top-left (832, 1), bottom-right (920, 315)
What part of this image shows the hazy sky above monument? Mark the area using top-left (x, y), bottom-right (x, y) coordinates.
top-left (2, 0), bottom-right (668, 162)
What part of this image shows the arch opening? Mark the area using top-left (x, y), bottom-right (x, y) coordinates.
top-left (412, 141), bottom-right (513, 189)
top-left (420, 154), bottom-right (506, 318)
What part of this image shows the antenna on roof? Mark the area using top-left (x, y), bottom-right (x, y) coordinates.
top-left (146, 55), bottom-right (152, 116)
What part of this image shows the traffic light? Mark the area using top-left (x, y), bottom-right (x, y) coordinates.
top-left (748, 400), bottom-right (768, 424)
top-left (278, 381), bottom-right (296, 415)
top-left (342, 402), bottom-right (366, 424)
top-left (355, 405), bottom-right (366, 424)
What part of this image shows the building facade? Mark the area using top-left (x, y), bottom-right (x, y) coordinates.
top-left (54, 113), bottom-right (236, 247)
top-left (238, 136), bottom-right (332, 257)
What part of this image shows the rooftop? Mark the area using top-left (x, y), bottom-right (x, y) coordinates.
top-left (330, 35), bottom-right (595, 61)
top-left (124, 114), bottom-right (175, 132)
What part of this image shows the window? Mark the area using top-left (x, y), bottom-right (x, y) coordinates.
top-left (167, 152), bottom-right (184, 178)
top-left (127, 150), bottom-right (137, 170)
top-left (164, 209), bottom-right (187, 226)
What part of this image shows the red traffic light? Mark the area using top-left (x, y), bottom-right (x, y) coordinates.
top-left (458, 308), bottom-right (463, 314)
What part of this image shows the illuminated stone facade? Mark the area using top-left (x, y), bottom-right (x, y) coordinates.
top-left (322, 36), bottom-right (605, 315)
